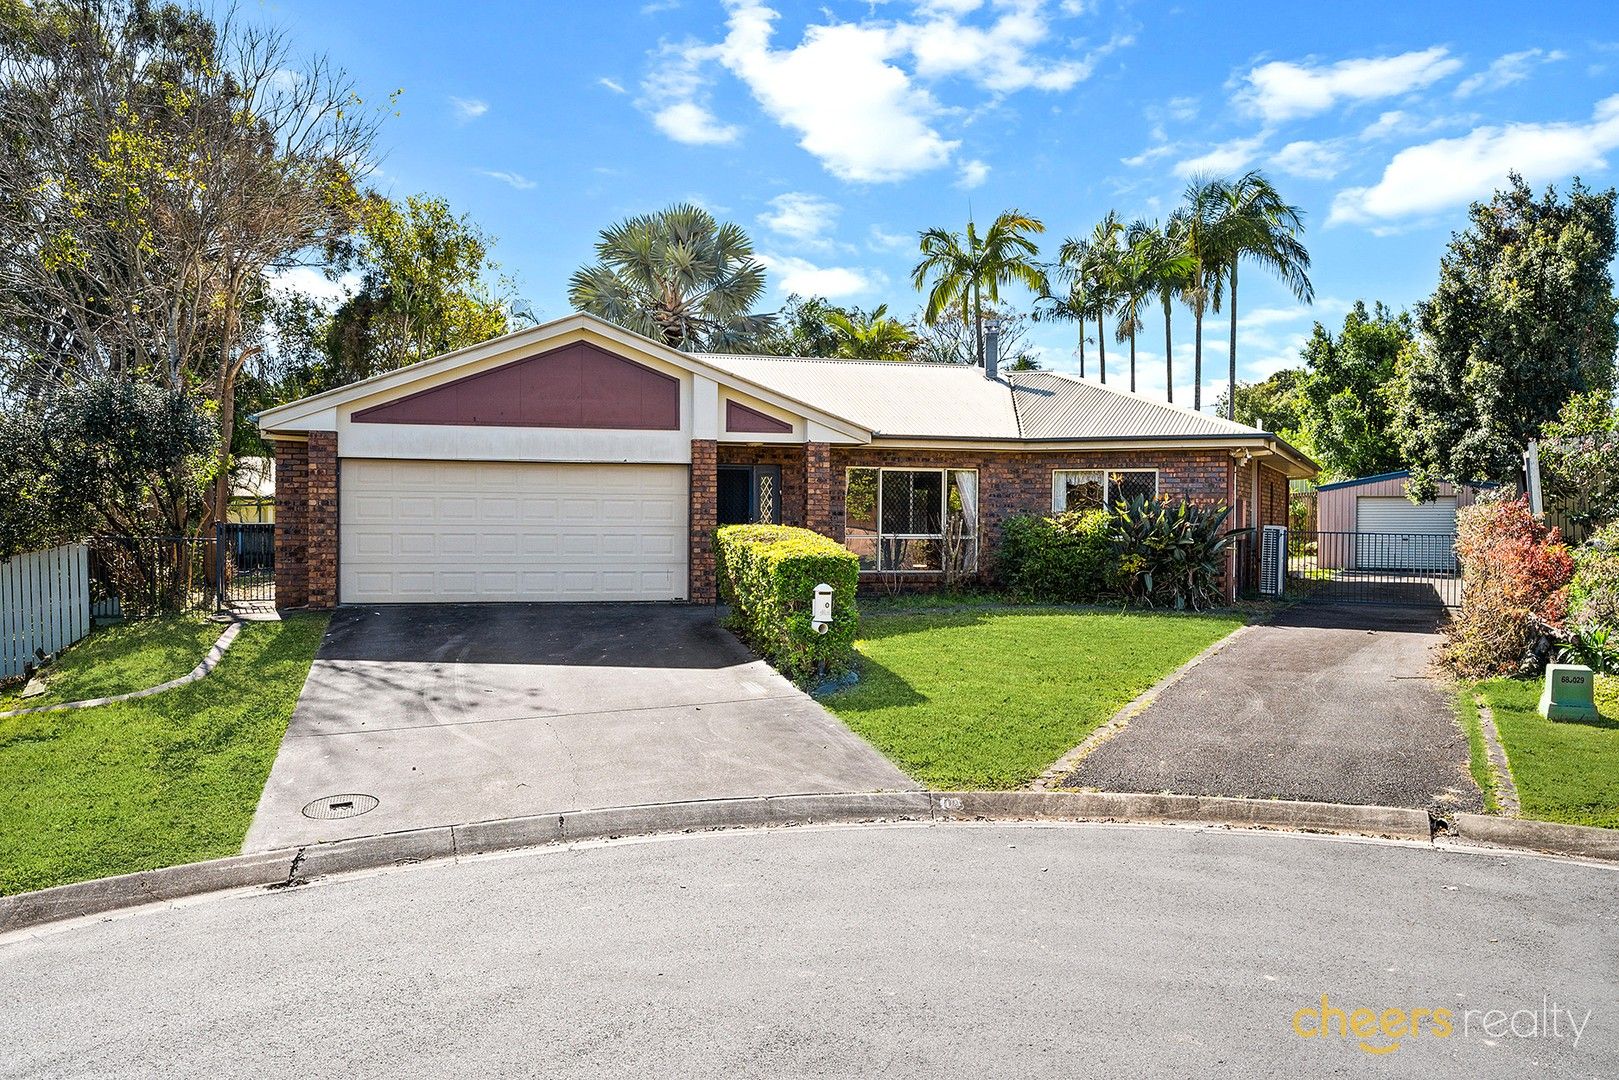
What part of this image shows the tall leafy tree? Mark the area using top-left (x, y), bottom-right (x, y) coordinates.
top-left (279, 193), bottom-right (522, 396)
top-left (568, 203), bottom-right (772, 352)
top-left (0, 0), bottom-right (377, 529)
top-left (1057, 213), bottom-right (1122, 383)
top-left (913, 209), bottom-right (1047, 369)
top-left (1148, 216), bottom-right (1194, 403)
top-left (1394, 175), bottom-right (1619, 499)
top-left (1209, 170), bottom-right (1313, 421)
top-left (1216, 368), bottom-right (1309, 437)
top-left (1296, 301), bottom-right (1410, 479)
top-left (756, 295), bottom-right (843, 357)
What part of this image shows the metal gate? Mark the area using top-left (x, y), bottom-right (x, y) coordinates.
top-left (216, 523), bottom-right (275, 607)
top-left (1286, 530), bottom-right (1461, 608)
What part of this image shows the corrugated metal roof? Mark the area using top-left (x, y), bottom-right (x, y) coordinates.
top-left (696, 354), bottom-right (1022, 438)
top-left (1007, 371), bottom-right (1262, 440)
top-left (696, 354), bottom-right (1269, 442)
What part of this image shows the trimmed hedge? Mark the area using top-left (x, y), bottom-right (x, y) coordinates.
top-left (998, 510), bottom-right (1114, 601)
top-left (714, 524), bottom-right (860, 683)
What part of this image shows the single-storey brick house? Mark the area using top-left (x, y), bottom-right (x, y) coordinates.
top-left (257, 312), bottom-right (1316, 608)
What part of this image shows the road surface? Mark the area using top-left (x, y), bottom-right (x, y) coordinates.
top-left (3, 822), bottom-right (1614, 1078)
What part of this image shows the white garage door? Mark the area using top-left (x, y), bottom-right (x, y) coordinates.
top-left (340, 459), bottom-right (688, 603)
top-left (1355, 495), bottom-right (1457, 571)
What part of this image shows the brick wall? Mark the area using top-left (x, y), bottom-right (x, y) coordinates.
top-left (827, 446), bottom-right (1235, 584)
top-left (689, 439), bottom-right (717, 603)
top-left (307, 431), bottom-right (339, 608)
top-left (805, 442), bottom-right (832, 535)
top-left (272, 438), bottom-right (309, 609)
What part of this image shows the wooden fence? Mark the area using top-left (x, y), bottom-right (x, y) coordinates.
top-left (1, 543), bottom-right (92, 681)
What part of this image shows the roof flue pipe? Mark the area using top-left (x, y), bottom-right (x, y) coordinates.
top-left (983, 317), bottom-right (1000, 381)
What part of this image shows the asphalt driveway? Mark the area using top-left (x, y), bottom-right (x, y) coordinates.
top-left (244, 604), bottom-right (913, 850)
top-left (1062, 604), bottom-right (1482, 813)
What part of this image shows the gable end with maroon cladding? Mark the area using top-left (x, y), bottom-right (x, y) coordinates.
top-left (725, 399), bottom-right (794, 434)
top-left (351, 340), bottom-right (680, 429)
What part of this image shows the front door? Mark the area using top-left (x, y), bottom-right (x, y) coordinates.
top-left (717, 465), bottom-right (783, 526)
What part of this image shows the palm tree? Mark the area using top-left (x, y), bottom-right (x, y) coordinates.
top-left (913, 209), bottom-right (1047, 369)
top-left (567, 202), bottom-right (773, 352)
top-left (1142, 216), bottom-right (1195, 403)
top-left (1210, 170), bottom-right (1313, 420)
top-left (1177, 179), bottom-right (1226, 411)
top-left (1058, 213), bottom-right (1123, 383)
top-left (1115, 220), bottom-right (1166, 393)
top-left (824, 304), bottom-right (919, 361)
top-left (1031, 287), bottom-right (1092, 376)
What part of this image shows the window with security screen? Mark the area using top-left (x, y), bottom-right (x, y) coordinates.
top-left (845, 468), bottom-right (977, 573)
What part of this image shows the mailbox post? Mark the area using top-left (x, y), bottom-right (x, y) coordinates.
top-left (811, 583), bottom-right (833, 635)
top-left (1539, 663), bottom-right (1599, 722)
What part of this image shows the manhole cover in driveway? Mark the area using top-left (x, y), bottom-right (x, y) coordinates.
top-left (301, 793), bottom-right (380, 820)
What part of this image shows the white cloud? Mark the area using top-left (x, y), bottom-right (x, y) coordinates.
top-left (1331, 94), bottom-right (1619, 225)
top-left (1237, 47), bottom-right (1462, 123)
top-left (760, 253), bottom-right (875, 299)
top-left (1166, 95), bottom-right (1199, 122)
top-left (1173, 135), bottom-right (1266, 178)
top-left (759, 192), bottom-right (840, 242)
top-left (956, 158), bottom-right (990, 189)
top-left (1121, 142), bottom-right (1174, 168)
top-left (712, 2), bottom-right (956, 182)
top-left (1269, 139), bottom-right (1346, 180)
top-left (1358, 109), bottom-right (1475, 142)
top-left (598, 77), bottom-right (627, 94)
top-left (900, 5), bottom-right (1127, 94)
top-left (640, 38), bottom-right (741, 145)
top-left (266, 266), bottom-right (357, 307)
top-left (479, 169), bottom-right (536, 190)
top-left (867, 224), bottom-right (912, 251)
top-left (637, 1), bottom-right (1126, 183)
top-left (1454, 48), bottom-right (1567, 99)
top-left (450, 96), bottom-right (488, 122)
top-left (641, 0), bottom-right (680, 11)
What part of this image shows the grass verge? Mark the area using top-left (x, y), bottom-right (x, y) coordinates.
top-left (0, 614), bottom-right (328, 894)
top-left (1474, 676), bottom-right (1619, 829)
top-left (0, 616), bottom-right (224, 712)
top-left (822, 610), bottom-right (1243, 789)
top-left (1454, 689), bottom-right (1500, 814)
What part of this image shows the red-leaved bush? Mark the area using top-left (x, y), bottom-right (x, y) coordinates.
top-left (1446, 496), bottom-right (1574, 678)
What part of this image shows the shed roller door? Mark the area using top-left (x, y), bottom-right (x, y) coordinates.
top-left (340, 460), bottom-right (687, 603)
top-left (1355, 495), bottom-right (1457, 571)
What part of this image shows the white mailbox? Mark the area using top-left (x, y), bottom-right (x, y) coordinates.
top-left (811, 582), bottom-right (834, 635)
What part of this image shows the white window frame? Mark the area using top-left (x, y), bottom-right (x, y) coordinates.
top-left (1051, 468), bottom-right (1160, 513)
top-left (844, 466), bottom-right (979, 574)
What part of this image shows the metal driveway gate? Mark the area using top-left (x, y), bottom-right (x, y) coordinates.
top-left (1286, 530), bottom-right (1460, 608)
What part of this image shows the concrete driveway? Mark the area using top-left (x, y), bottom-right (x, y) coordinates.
top-left (1062, 604), bottom-right (1482, 813)
top-left (244, 604), bottom-right (913, 850)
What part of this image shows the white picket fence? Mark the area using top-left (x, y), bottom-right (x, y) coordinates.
top-left (1, 543), bottom-right (92, 680)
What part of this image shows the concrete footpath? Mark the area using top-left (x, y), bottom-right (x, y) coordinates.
top-left (4, 789), bottom-right (1616, 938)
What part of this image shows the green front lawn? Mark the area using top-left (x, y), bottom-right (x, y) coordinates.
top-left (823, 610), bottom-right (1244, 789)
top-left (0, 614), bottom-right (328, 895)
top-left (1475, 677), bottom-right (1619, 829)
top-left (0, 616), bottom-right (223, 712)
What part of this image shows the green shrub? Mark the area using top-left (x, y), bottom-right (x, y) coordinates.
top-left (1569, 521), bottom-right (1619, 629)
top-left (997, 510), bottom-right (1114, 601)
top-left (714, 524), bottom-right (860, 683)
top-left (1110, 496), bottom-right (1241, 611)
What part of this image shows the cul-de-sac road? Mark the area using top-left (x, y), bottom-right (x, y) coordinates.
top-left (2, 823), bottom-right (1614, 1079)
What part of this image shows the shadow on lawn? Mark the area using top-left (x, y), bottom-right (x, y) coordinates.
top-left (820, 653), bottom-right (927, 711)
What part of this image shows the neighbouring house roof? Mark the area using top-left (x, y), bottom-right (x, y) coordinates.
top-left (231, 456), bottom-right (274, 501)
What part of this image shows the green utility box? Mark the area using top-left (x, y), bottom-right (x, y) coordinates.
top-left (1539, 663), bottom-right (1599, 722)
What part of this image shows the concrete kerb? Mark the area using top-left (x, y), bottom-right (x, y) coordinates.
top-left (4, 791), bottom-right (1615, 937)
top-left (0, 620), bottom-right (243, 720)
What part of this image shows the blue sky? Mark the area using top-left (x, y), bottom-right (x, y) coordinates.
top-left (263, 0), bottom-right (1619, 407)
